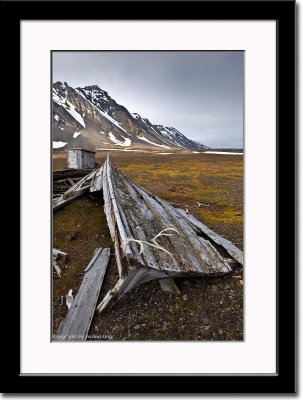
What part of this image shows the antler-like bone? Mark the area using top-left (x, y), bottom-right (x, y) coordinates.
top-left (121, 228), bottom-right (182, 268)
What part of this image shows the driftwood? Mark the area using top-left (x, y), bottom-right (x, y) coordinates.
top-left (97, 156), bottom-right (239, 313)
top-left (56, 248), bottom-right (110, 341)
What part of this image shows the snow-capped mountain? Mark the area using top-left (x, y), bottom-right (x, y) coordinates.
top-left (52, 82), bottom-right (209, 150)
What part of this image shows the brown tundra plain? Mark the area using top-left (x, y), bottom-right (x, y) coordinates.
top-left (53, 150), bottom-right (243, 341)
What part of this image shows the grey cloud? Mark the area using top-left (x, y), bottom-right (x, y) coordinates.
top-left (53, 51), bottom-right (243, 148)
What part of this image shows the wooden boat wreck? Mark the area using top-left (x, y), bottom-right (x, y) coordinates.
top-left (53, 155), bottom-right (243, 313)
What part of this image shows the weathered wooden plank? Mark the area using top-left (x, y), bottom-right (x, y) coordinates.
top-left (113, 168), bottom-right (161, 269)
top-left (84, 247), bottom-right (102, 272)
top-left (114, 229), bottom-right (124, 278)
top-left (52, 248), bottom-right (67, 278)
top-left (102, 160), bottom-right (116, 240)
top-left (56, 248), bottom-right (111, 341)
top-left (54, 177), bottom-right (82, 184)
top-left (177, 209), bottom-right (243, 266)
top-left (89, 166), bottom-right (103, 193)
top-left (159, 278), bottom-right (180, 294)
top-left (106, 157), bottom-right (132, 260)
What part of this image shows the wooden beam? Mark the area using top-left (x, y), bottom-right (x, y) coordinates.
top-left (55, 248), bottom-right (111, 341)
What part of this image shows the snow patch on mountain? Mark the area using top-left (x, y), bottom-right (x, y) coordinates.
top-left (73, 132), bottom-right (81, 139)
top-left (96, 148), bottom-right (146, 152)
top-left (100, 110), bottom-right (129, 134)
top-left (81, 86), bottom-right (109, 104)
top-left (75, 88), bottom-right (129, 134)
top-left (53, 141), bottom-right (67, 148)
top-left (137, 136), bottom-right (170, 148)
top-left (53, 88), bottom-right (85, 128)
top-left (109, 132), bottom-right (131, 147)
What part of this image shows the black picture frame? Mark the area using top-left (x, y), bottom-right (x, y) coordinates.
top-left (3, 0), bottom-right (295, 394)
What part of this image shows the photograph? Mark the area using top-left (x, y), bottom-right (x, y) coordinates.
top-left (52, 50), bottom-right (244, 342)
top-left (3, 0), bottom-right (293, 390)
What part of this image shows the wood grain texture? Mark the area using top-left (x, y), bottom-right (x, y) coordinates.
top-left (177, 209), bottom-right (243, 266)
top-left (109, 161), bottom-right (231, 275)
top-left (89, 166), bottom-right (103, 193)
top-left (56, 247), bottom-right (110, 341)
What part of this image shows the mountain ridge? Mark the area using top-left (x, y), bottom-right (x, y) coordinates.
top-left (52, 82), bottom-right (209, 151)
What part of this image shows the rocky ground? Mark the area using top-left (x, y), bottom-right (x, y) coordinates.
top-left (53, 151), bottom-right (243, 341)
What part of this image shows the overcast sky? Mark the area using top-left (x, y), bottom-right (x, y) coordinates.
top-left (53, 51), bottom-right (243, 148)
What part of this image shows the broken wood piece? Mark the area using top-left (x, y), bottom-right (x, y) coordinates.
top-left (159, 277), bottom-right (180, 294)
top-left (67, 177), bottom-right (75, 186)
top-left (53, 248), bottom-right (67, 259)
top-left (56, 247), bottom-right (111, 341)
top-left (196, 202), bottom-right (209, 207)
top-left (66, 289), bottom-right (73, 309)
top-left (89, 166), bottom-right (103, 193)
top-left (53, 261), bottom-right (61, 278)
top-left (53, 248), bottom-right (68, 278)
top-left (114, 229), bottom-right (124, 279)
top-left (97, 278), bottom-right (125, 314)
